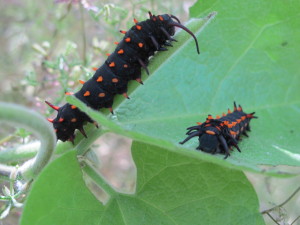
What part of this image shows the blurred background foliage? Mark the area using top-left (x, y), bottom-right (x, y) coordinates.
top-left (0, 0), bottom-right (192, 109)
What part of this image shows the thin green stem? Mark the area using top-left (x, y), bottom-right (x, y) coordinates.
top-left (76, 127), bottom-right (108, 156)
top-left (0, 141), bottom-right (40, 164)
top-left (0, 102), bottom-right (56, 181)
top-left (81, 161), bottom-right (116, 198)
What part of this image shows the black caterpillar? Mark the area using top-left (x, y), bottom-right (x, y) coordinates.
top-left (46, 12), bottom-right (200, 143)
top-left (179, 102), bottom-right (257, 158)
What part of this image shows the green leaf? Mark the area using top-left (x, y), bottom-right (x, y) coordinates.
top-left (69, 2), bottom-right (300, 174)
top-left (187, 0), bottom-right (300, 166)
top-left (108, 2), bottom-right (300, 168)
top-left (20, 143), bottom-right (264, 225)
top-left (20, 151), bottom-right (104, 225)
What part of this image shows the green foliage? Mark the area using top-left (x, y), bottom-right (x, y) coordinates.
top-left (21, 145), bottom-right (264, 225)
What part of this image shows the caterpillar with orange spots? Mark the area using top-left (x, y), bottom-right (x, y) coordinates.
top-left (179, 102), bottom-right (257, 158)
top-left (45, 12), bottom-right (200, 143)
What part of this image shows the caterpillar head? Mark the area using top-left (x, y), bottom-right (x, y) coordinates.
top-left (45, 101), bottom-right (87, 143)
top-left (198, 133), bottom-right (219, 153)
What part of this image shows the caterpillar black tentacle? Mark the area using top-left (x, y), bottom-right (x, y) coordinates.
top-left (179, 102), bottom-right (257, 159)
top-left (46, 12), bottom-right (200, 142)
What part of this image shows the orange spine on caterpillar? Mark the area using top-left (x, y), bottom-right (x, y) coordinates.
top-left (179, 102), bottom-right (257, 159)
top-left (45, 12), bottom-right (200, 143)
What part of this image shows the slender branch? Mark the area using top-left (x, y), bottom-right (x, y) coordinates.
top-left (261, 186), bottom-right (300, 214)
top-left (80, 3), bottom-right (87, 66)
top-left (266, 212), bottom-right (280, 225)
top-left (291, 215), bottom-right (300, 225)
top-left (0, 102), bottom-right (56, 181)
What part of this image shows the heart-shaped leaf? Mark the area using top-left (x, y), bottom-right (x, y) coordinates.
top-left (21, 143), bottom-right (264, 225)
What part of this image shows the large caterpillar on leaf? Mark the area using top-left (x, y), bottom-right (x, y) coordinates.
top-left (45, 12), bottom-right (200, 143)
top-left (179, 102), bottom-right (257, 158)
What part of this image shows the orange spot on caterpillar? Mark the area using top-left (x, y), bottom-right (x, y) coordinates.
top-left (159, 15), bottom-right (164, 21)
top-left (79, 80), bottom-right (85, 84)
top-left (207, 115), bottom-right (213, 120)
top-left (84, 91), bottom-right (90, 97)
top-left (229, 122), bottom-right (237, 128)
top-left (136, 25), bottom-right (142, 30)
top-left (222, 112), bottom-right (226, 117)
top-left (241, 116), bottom-right (246, 121)
top-left (236, 119), bottom-right (242, 123)
top-left (125, 37), bottom-right (131, 43)
top-left (223, 121), bottom-right (229, 126)
top-left (238, 106), bottom-right (242, 111)
top-left (97, 76), bottom-right (103, 82)
top-left (138, 43), bottom-right (143, 48)
top-left (196, 122), bottom-right (202, 125)
top-left (92, 67), bottom-right (98, 71)
top-left (117, 49), bottom-right (124, 54)
top-left (98, 93), bottom-right (105, 97)
top-left (230, 131), bottom-right (237, 136)
top-left (206, 130), bottom-right (215, 135)
top-left (112, 78), bottom-right (118, 83)
top-left (216, 115), bottom-right (220, 119)
top-left (123, 64), bottom-right (128, 68)
top-left (106, 53), bottom-right (111, 56)
top-left (71, 118), bottom-right (77, 123)
top-left (120, 30), bottom-right (126, 34)
top-left (228, 108), bottom-right (232, 114)
top-left (109, 62), bottom-right (115, 67)
top-left (58, 118), bottom-right (64, 123)
top-left (71, 105), bottom-right (77, 109)
top-left (114, 41), bottom-right (119, 45)
top-left (133, 18), bottom-right (138, 24)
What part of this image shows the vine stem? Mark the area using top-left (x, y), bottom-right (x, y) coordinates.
top-left (81, 160), bottom-right (117, 198)
top-left (0, 102), bottom-right (56, 181)
top-left (261, 186), bottom-right (300, 214)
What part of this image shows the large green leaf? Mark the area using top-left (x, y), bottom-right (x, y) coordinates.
top-left (111, 0), bottom-right (300, 167)
top-left (21, 143), bottom-right (264, 225)
top-left (68, 0), bottom-right (300, 175)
